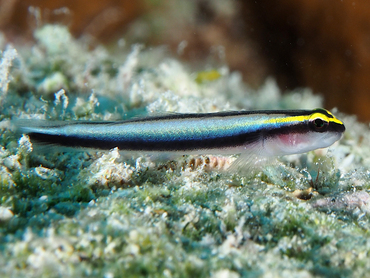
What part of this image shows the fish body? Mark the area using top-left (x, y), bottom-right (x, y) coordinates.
top-left (15, 108), bottom-right (345, 157)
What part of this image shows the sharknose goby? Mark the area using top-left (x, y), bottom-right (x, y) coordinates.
top-left (15, 108), bottom-right (345, 163)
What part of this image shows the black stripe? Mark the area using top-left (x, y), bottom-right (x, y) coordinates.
top-left (312, 108), bottom-right (334, 118)
top-left (109, 110), bottom-right (315, 123)
top-left (28, 129), bottom-right (264, 151)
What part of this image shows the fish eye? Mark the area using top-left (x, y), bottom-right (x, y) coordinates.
top-left (310, 117), bottom-right (329, 132)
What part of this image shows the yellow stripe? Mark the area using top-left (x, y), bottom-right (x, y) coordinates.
top-left (260, 110), bottom-right (344, 126)
top-left (328, 116), bottom-right (344, 125)
top-left (310, 111), bottom-right (344, 125)
top-left (273, 115), bottom-right (309, 124)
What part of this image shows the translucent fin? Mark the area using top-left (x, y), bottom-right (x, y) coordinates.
top-left (227, 139), bottom-right (274, 174)
top-left (30, 143), bottom-right (85, 154)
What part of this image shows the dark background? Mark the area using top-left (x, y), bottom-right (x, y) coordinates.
top-left (1, 0), bottom-right (369, 120)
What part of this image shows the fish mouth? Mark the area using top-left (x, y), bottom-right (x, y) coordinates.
top-left (319, 132), bottom-right (343, 148)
